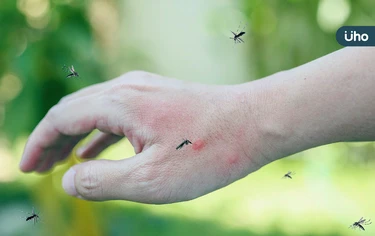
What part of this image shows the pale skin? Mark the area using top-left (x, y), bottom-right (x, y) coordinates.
top-left (19, 47), bottom-right (375, 204)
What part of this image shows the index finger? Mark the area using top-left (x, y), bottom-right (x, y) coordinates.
top-left (19, 92), bottom-right (122, 172)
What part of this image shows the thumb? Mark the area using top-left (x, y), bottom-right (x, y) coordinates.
top-left (62, 148), bottom-right (163, 203)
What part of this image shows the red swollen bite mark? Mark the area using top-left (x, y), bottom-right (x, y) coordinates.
top-left (228, 154), bottom-right (239, 165)
top-left (192, 140), bottom-right (205, 151)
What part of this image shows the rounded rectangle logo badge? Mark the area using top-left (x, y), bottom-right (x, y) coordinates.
top-left (336, 26), bottom-right (375, 46)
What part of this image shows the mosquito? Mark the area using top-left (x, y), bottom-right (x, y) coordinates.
top-left (282, 171), bottom-right (295, 179)
top-left (20, 207), bottom-right (40, 225)
top-left (176, 139), bottom-right (192, 150)
top-left (230, 22), bottom-right (247, 44)
top-left (349, 217), bottom-right (372, 231)
top-left (62, 64), bottom-right (79, 78)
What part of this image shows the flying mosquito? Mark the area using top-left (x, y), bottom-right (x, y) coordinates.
top-left (282, 171), bottom-right (295, 179)
top-left (176, 139), bottom-right (192, 150)
top-left (230, 21), bottom-right (247, 44)
top-left (62, 64), bottom-right (79, 78)
top-left (349, 217), bottom-right (372, 231)
top-left (21, 207), bottom-right (40, 225)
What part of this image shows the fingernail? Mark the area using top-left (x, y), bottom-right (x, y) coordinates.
top-left (76, 147), bottom-right (85, 157)
top-left (19, 159), bottom-right (25, 169)
top-left (19, 154), bottom-right (26, 169)
top-left (62, 168), bottom-right (78, 196)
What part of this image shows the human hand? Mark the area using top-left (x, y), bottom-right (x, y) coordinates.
top-left (19, 71), bottom-right (272, 204)
top-left (20, 48), bottom-right (375, 204)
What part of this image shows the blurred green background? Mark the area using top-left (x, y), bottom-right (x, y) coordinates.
top-left (1, 0), bottom-right (375, 235)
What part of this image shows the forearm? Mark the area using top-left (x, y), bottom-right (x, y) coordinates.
top-left (242, 47), bottom-right (375, 161)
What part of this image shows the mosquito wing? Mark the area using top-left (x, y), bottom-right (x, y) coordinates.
top-left (69, 65), bottom-right (75, 73)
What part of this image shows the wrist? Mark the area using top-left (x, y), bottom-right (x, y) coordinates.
top-left (236, 71), bottom-right (315, 164)
top-left (225, 48), bottom-right (375, 171)
top-left (226, 78), bottom-right (290, 168)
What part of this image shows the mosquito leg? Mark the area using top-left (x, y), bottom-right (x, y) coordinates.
top-left (235, 22), bottom-right (241, 34)
top-left (241, 22), bottom-right (248, 32)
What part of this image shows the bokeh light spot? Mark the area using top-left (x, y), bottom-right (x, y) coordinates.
top-left (17, 0), bottom-right (50, 29)
top-left (0, 74), bottom-right (23, 102)
top-left (317, 0), bottom-right (351, 33)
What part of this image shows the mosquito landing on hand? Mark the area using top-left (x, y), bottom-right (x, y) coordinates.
top-left (350, 217), bottom-right (372, 231)
top-left (282, 171), bottom-right (295, 179)
top-left (176, 139), bottom-right (192, 150)
top-left (62, 64), bottom-right (79, 78)
top-left (230, 21), bottom-right (247, 44)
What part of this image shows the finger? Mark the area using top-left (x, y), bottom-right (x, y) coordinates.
top-left (20, 93), bottom-right (123, 172)
top-left (33, 141), bottom-right (61, 173)
top-left (35, 157), bottom-right (55, 173)
top-left (62, 147), bottom-right (169, 203)
top-left (35, 135), bottom-right (85, 173)
top-left (76, 132), bottom-right (123, 159)
top-left (34, 156), bottom-right (50, 173)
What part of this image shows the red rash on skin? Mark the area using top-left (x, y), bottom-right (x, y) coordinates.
top-left (192, 140), bottom-right (205, 151)
top-left (227, 154), bottom-right (239, 165)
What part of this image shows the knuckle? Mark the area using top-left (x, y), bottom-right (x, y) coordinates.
top-left (58, 95), bottom-right (71, 104)
top-left (106, 83), bottom-right (130, 95)
top-left (104, 83), bottom-right (144, 107)
top-left (123, 70), bottom-right (150, 79)
top-left (104, 84), bottom-right (132, 108)
top-left (76, 164), bottom-right (103, 199)
top-left (121, 70), bottom-right (158, 84)
top-left (45, 105), bottom-right (60, 121)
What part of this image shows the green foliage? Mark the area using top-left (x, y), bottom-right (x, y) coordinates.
top-left (0, 0), bottom-right (104, 142)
